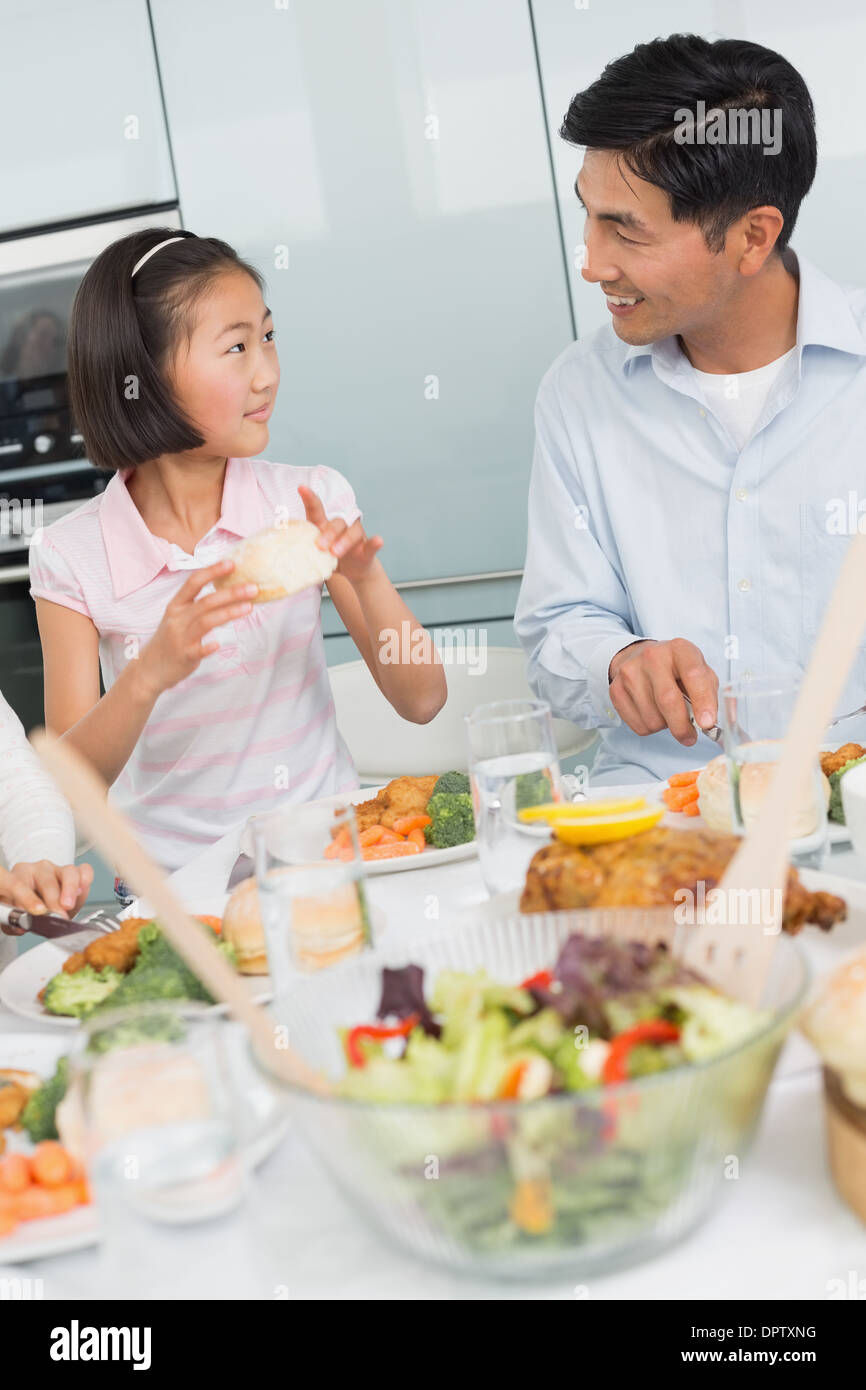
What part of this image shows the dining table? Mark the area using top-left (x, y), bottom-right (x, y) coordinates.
top-left (2, 817), bottom-right (865, 1301)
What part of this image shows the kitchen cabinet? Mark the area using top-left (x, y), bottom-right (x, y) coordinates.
top-left (0, 0), bottom-right (175, 234)
top-left (149, 0), bottom-right (574, 627)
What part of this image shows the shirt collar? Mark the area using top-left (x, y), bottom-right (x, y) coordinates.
top-left (621, 249), bottom-right (866, 377)
top-left (100, 457), bottom-right (268, 600)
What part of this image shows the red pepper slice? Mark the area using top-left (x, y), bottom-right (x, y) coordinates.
top-left (601, 1019), bottom-right (681, 1086)
top-left (346, 1013), bottom-right (420, 1068)
top-left (519, 969), bottom-right (554, 991)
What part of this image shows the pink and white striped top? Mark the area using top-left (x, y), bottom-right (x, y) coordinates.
top-left (28, 457), bottom-right (360, 871)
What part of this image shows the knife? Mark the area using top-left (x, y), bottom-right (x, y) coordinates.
top-left (0, 903), bottom-right (118, 953)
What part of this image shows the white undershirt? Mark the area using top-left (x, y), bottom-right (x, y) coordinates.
top-left (0, 691), bottom-right (77, 967)
top-left (691, 346), bottom-right (797, 452)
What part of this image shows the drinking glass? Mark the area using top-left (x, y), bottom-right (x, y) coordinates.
top-left (721, 675), bottom-right (829, 869)
top-left (466, 698), bottom-right (562, 896)
top-left (68, 1001), bottom-right (267, 1299)
top-left (252, 800), bottom-right (371, 998)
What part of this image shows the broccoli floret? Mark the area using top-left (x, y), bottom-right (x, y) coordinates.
top-left (93, 963), bottom-right (204, 1011)
top-left (829, 755), bottom-right (866, 823)
top-left (87, 1011), bottom-right (188, 1054)
top-left (514, 769), bottom-right (555, 811)
top-left (424, 791), bottom-right (475, 848)
top-left (90, 925), bottom-right (237, 1014)
top-left (431, 770), bottom-right (470, 798)
top-left (20, 1057), bottom-right (68, 1142)
top-left (42, 964), bottom-right (122, 1018)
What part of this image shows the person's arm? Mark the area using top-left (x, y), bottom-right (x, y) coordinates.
top-left (36, 559), bottom-right (259, 786)
top-left (513, 372), bottom-right (717, 745)
top-left (0, 691), bottom-right (93, 926)
top-left (299, 486), bottom-right (446, 724)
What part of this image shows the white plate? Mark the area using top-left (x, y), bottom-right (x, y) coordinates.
top-left (239, 784), bottom-right (478, 875)
top-left (587, 766), bottom-right (852, 846)
top-left (0, 896), bottom-right (270, 1030)
top-left (0, 1028), bottom-right (287, 1264)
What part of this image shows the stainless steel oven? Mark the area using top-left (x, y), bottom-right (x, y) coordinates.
top-left (0, 209), bottom-right (181, 730)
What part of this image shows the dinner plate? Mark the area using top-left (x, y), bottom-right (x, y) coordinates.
top-left (239, 784), bottom-right (478, 875)
top-left (585, 766), bottom-right (852, 846)
top-left (0, 895), bottom-right (271, 1029)
top-left (0, 1029), bottom-right (287, 1264)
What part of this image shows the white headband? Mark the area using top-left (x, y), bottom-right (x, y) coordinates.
top-left (131, 236), bottom-right (186, 278)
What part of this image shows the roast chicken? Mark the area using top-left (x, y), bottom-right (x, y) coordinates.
top-left (519, 826), bottom-right (846, 934)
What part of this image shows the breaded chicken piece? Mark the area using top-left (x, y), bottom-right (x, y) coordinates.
top-left (819, 743), bottom-right (866, 777)
top-left (62, 917), bottom-right (150, 975)
top-left (351, 775), bottom-right (439, 832)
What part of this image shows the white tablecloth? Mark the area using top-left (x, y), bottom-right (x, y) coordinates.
top-left (2, 838), bottom-right (865, 1299)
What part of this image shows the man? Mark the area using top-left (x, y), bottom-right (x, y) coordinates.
top-left (515, 34), bottom-right (866, 782)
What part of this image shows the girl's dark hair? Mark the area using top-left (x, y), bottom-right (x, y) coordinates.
top-left (68, 228), bottom-right (264, 471)
top-left (561, 35), bottom-right (817, 253)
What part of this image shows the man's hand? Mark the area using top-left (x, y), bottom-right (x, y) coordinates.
top-left (608, 639), bottom-right (718, 747)
top-left (0, 861), bottom-right (94, 933)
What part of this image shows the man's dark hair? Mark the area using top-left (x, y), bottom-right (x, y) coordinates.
top-left (561, 34), bottom-right (816, 253)
top-left (68, 228), bottom-right (264, 471)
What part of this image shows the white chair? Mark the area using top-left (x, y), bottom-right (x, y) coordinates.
top-left (327, 646), bottom-right (598, 784)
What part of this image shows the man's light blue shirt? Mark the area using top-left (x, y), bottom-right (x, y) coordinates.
top-left (514, 251), bottom-right (866, 782)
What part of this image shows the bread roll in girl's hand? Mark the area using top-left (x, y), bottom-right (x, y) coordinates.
top-left (215, 521), bottom-right (337, 605)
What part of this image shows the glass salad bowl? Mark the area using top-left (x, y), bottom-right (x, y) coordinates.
top-left (263, 910), bottom-right (809, 1280)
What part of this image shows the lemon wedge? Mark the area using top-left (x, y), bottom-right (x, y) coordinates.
top-left (518, 797), bottom-right (647, 823)
top-left (552, 803), bottom-right (665, 845)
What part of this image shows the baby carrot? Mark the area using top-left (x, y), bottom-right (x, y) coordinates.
top-left (31, 1141), bottom-right (71, 1189)
top-left (362, 840), bottom-right (422, 861)
top-left (324, 825), bottom-right (352, 859)
top-left (392, 813), bottom-right (432, 836)
top-left (668, 770), bottom-right (699, 787)
top-left (377, 827), bottom-right (404, 844)
top-left (681, 800), bottom-right (701, 817)
top-left (359, 825), bottom-right (386, 847)
top-left (0, 1154), bottom-right (31, 1194)
top-left (407, 827), bottom-right (427, 850)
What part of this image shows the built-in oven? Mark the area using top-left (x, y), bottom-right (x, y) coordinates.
top-left (0, 208), bottom-right (181, 730)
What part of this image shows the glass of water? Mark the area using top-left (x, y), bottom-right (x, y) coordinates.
top-left (466, 698), bottom-right (563, 896)
top-left (721, 675), bottom-right (829, 869)
top-left (252, 801), bottom-right (371, 999)
top-left (68, 1001), bottom-right (266, 1299)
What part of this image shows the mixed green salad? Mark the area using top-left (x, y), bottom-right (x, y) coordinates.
top-left (328, 934), bottom-right (779, 1252)
top-left (338, 933), bottom-right (765, 1105)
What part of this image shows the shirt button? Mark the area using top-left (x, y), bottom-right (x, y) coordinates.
top-left (699, 407), bottom-right (707, 418)
top-left (737, 578), bottom-right (751, 593)
top-left (606, 707), bottom-right (615, 719)
top-left (736, 488), bottom-right (748, 501)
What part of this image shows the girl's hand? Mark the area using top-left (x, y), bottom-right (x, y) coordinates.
top-left (298, 486), bottom-right (383, 585)
top-left (137, 559), bottom-right (258, 697)
top-left (0, 861), bottom-right (94, 931)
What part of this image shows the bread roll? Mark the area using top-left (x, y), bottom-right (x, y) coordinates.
top-left (696, 750), bottom-right (830, 837)
top-left (223, 873), bottom-right (367, 974)
top-left (223, 875), bottom-right (269, 974)
top-left (802, 952), bottom-right (866, 1107)
top-left (214, 521), bottom-right (337, 605)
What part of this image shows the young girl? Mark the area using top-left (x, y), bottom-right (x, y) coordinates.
top-left (29, 229), bottom-right (445, 875)
top-left (0, 689), bottom-right (93, 967)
